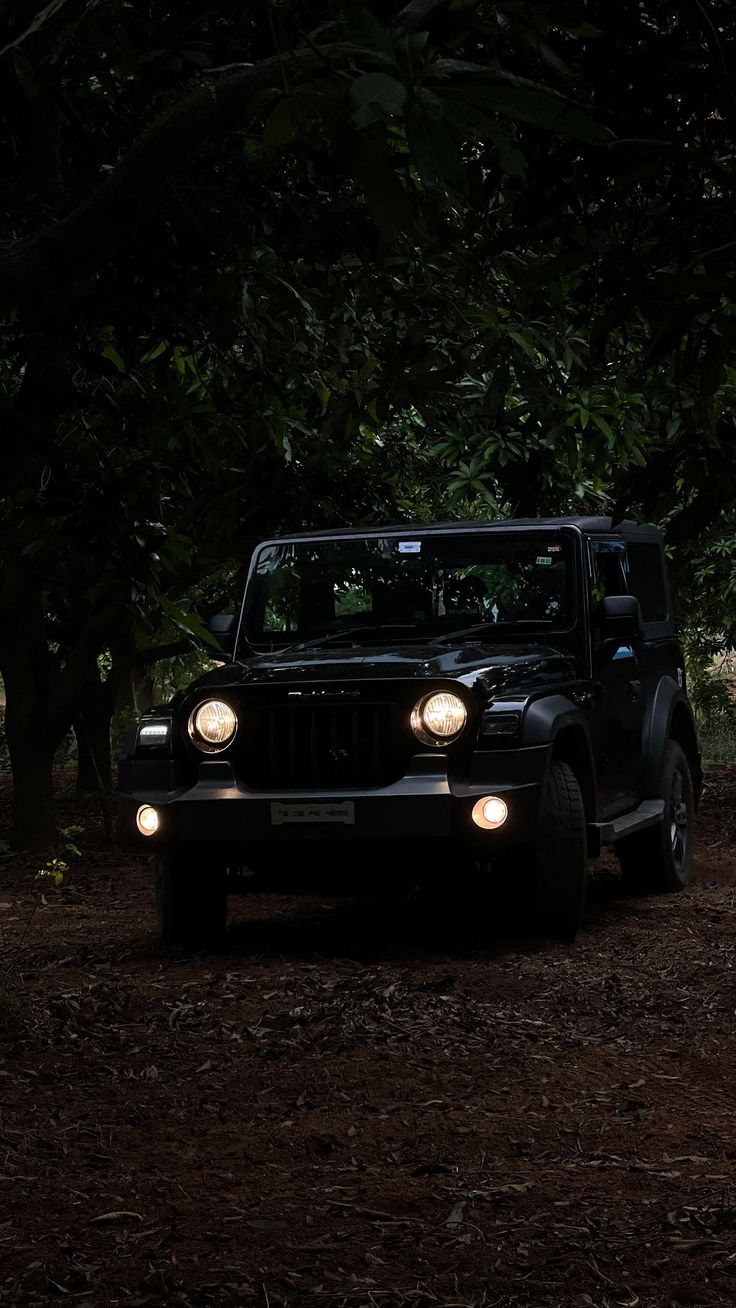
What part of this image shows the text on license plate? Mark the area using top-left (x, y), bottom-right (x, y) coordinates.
top-left (270, 801), bottom-right (355, 826)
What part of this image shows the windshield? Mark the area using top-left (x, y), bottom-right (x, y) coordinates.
top-left (243, 531), bottom-right (575, 650)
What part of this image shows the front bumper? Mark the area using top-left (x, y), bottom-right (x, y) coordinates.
top-left (118, 746), bottom-right (550, 860)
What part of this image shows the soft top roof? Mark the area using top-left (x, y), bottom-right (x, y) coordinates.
top-left (268, 516), bottom-right (662, 541)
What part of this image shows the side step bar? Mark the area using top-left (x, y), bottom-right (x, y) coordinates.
top-left (591, 799), bottom-right (665, 846)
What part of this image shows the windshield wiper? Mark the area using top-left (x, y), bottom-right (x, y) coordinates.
top-left (431, 619), bottom-right (554, 644)
top-left (289, 623), bottom-right (420, 653)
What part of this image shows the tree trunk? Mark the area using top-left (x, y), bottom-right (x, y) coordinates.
top-left (0, 582), bottom-right (59, 854)
top-left (2, 668), bottom-right (58, 855)
top-left (8, 741), bottom-right (57, 856)
top-left (135, 671), bottom-right (156, 714)
top-left (0, 567), bottom-right (119, 851)
top-left (74, 666), bottom-right (114, 794)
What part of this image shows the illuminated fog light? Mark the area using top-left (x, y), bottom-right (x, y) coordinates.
top-left (188, 699), bottom-right (237, 752)
top-left (411, 691), bottom-right (467, 746)
top-left (136, 804), bottom-right (160, 836)
top-left (471, 795), bottom-right (509, 830)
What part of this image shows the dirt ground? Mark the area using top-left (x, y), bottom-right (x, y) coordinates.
top-left (2, 774), bottom-right (736, 1308)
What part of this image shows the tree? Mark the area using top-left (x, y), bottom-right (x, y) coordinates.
top-left (5, 0), bottom-right (736, 850)
top-left (0, 0), bottom-right (621, 849)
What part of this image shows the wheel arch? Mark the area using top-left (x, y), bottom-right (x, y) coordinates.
top-left (642, 677), bottom-right (703, 807)
top-left (668, 702), bottom-right (703, 807)
top-left (551, 725), bottom-right (597, 825)
top-left (521, 694), bottom-right (597, 823)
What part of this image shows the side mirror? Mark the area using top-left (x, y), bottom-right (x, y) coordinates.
top-left (600, 594), bottom-right (643, 640)
top-left (207, 613), bottom-right (236, 657)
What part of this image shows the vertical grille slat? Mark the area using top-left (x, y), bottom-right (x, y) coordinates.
top-left (309, 706), bottom-right (319, 786)
top-left (241, 697), bottom-right (409, 790)
top-left (288, 708), bottom-right (298, 785)
top-left (371, 706), bottom-right (381, 787)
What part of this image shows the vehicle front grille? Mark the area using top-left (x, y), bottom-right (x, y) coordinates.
top-left (239, 700), bottom-right (409, 790)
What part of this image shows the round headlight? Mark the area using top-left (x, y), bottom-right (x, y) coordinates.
top-left (411, 691), bottom-right (467, 746)
top-left (188, 699), bottom-right (237, 752)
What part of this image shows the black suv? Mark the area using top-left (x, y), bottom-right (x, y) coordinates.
top-left (119, 517), bottom-right (702, 945)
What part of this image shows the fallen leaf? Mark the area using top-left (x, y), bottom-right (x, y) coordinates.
top-left (89, 1211), bottom-right (144, 1225)
top-left (446, 1200), bottom-right (466, 1228)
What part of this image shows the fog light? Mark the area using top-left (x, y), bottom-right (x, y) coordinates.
top-left (471, 795), bottom-right (508, 830)
top-left (136, 804), bottom-right (160, 836)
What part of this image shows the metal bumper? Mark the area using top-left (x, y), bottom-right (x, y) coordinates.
top-left (118, 746), bottom-right (550, 859)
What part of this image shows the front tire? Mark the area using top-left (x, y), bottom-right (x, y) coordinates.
top-left (618, 740), bottom-right (694, 894)
top-left (493, 760), bottom-right (587, 941)
top-left (530, 759), bottom-right (587, 939)
top-left (154, 852), bottom-right (228, 948)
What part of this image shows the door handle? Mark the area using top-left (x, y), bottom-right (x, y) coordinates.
top-left (627, 679), bottom-right (642, 702)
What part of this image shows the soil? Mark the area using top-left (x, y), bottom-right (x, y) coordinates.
top-left (2, 771), bottom-right (736, 1308)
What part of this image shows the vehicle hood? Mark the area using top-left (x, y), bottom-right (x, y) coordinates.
top-left (183, 641), bottom-right (577, 698)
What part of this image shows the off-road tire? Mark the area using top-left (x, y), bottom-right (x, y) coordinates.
top-left (529, 759), bottom-right (587, 939)
top-left (154, 852), bottom-right (228, 948)
top-left (492, 760), bottom-right (587, 941)
top-left (618, 740), bottom-right (694, 894)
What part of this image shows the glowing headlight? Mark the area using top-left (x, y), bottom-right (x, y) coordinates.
top-left (188, 699), bottom-right (237, 752)
top-left (411, 691), bottom-right (467, 746)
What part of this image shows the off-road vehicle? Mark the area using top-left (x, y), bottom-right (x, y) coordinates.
top-left (119, 517), bottom-right (702, 945)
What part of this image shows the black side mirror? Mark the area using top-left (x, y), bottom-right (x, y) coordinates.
top-left (600, 594), bottom-right (643, 640)
top-left (207, 613), bottom-right (236, 657)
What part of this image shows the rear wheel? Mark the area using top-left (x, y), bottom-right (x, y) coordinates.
top-left (618, 740), bottom-right (694, 893)
top-left (154, 852), bottom-right (228, 948)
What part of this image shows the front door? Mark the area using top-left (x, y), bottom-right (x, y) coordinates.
top-left (589, 540), bottom-right (645, 812)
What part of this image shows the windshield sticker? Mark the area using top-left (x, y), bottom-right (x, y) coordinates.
top-left (547, 543), bottom-right (563, 553)
top-left (535, 555), bottom-right (552, 566)
top-left (398, 541), bottom-right (422, 554)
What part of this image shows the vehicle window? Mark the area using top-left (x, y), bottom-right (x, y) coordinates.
top-left (626, 542), bottom-right (669, 622)
top-left (590, 540), bottom-right (628, 605)
top-left (245, 531), bottom-right (575, 648)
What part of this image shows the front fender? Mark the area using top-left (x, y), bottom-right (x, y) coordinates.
top-left (520, 693), bottom-right (597, 821)
top-left (521, 693), bottom-right (594, 750)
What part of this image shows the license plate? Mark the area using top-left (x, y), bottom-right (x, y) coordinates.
top-left (270, 801), bottom-right (355, 826)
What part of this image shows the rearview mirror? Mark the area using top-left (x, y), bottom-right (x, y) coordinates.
top-left (207, 613), bottom-right (236, 657)
top-left (600, 595), bottom-right (643, 640)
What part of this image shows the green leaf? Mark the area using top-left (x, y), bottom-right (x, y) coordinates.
top-left (101, 343), bottom-right (127, 373)
top-left (405, 102), bottom-right (464, 190)
top-left (442, 98), bottom-right (526, 175)
top-left (591, 412), bottom-right (616, 446)
top-left (160, 597), bottom-right (218, 648)
top-left (344, 138), bottom-right (413, 242)
top-left (346, 9), bottom-right (396, 67)
top-left (413, 86), bottom-right (444, 121)
top-left (263, 96), bottom-right (298, 147)
top-left (458, 82), bottom-right (609, 143)
top-left (310, 377), bottom-right (331, 414)
top-left (508, 329), bottom-right (537, 360)
top-left (141, 341), bottom-right (168, 363)
top-left (350, 73), bottom-right (407, 128)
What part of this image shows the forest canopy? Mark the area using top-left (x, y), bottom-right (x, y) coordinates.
top-left (3, 0), bottom-right (736, 848)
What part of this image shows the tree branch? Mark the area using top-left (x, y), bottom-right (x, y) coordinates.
top-left (393, 0), bottom-right (453, 35)
top-left (0, 0), bottom-right (453, 300)
top-left (104, 638), bottom-right (195, 690)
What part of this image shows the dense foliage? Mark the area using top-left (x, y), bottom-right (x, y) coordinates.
top-left (3, 0), bottom-right (736, 846)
